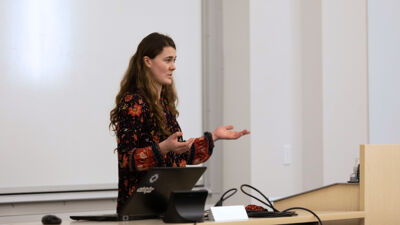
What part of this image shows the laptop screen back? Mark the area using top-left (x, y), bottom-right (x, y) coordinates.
top-left (120, 166), bottom-right (206, 217)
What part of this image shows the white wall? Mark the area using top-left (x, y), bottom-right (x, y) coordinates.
top-left (368, 0), bottom-right (400, 144)
top-left (221, 0), bottom-right (252, 205)
top-left (250, 0), bottom-right (368, 191)
top-left (221, 0), bottom-right (369, 200)
top-left (250, 0), bottom-right (304, 197)
top-left (322, 0), bottom-right (368, 185)
top-left (300, 0), bottom-right (323, 190)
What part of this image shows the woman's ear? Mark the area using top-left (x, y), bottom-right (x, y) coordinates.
top-left (143, 56), bottom-right (152, 68)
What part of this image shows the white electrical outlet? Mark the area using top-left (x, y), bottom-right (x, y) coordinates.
top-left (283, 144), bottom-right (292, 165)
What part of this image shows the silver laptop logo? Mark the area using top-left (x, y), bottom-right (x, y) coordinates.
top-left (150, 174), bottom-right (159, 183)
top-left (137, 186), bottom-right (155, 194)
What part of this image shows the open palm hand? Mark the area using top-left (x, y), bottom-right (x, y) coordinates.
top-left (212, 125), bottom-right (250, 142)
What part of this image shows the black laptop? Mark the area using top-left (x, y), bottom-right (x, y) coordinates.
top-left (70, 166), bottom-right (206, 221)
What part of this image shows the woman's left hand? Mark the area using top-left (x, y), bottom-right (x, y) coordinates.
top-left (212, 125), bottom-right (250, 142)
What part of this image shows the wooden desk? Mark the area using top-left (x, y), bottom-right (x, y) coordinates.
top-left (201, 211), bottom-right (365, 225)
top-left (8, 210), bottom-right (365, 225)
top-left (8, 144), bottom-right (400, 225)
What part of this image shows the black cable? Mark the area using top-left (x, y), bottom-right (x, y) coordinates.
top-left (282, 207), bottom-right (323, 225)
top-left (240, 184), bottom-right (279, 212)
top-left (214, 188), bottom-right (238, 207)
top-left (240, 184), bottom-right (324, 225)
top-left (201, 188), bottom-right (238, 222)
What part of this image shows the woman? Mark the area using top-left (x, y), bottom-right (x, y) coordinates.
top-left (110, 32), bottom-right (250, 213)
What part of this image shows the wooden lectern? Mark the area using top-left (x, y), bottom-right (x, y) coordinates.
top-left (272, 144), bottom-right (400, 225)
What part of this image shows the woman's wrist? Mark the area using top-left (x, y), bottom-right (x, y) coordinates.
top-left (211, 131), bottom-right (218, 142)
top-left (158, 141), bottom-right (169, 155)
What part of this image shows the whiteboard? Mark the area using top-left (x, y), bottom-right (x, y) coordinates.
top-left (0, 0), bottom-right (202, 194)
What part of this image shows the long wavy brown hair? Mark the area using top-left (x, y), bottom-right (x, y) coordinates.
top-left (109, 32), bottom-right (179, 136)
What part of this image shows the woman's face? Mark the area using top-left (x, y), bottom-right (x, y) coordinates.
top-left (144, 46), bottom-right (176, 87)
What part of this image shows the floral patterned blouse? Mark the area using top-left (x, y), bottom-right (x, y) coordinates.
top-left (115, 92), bottom-right (214, 213)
